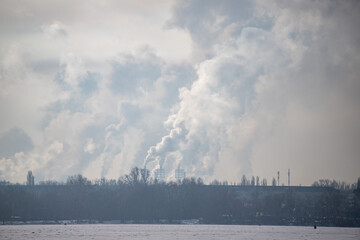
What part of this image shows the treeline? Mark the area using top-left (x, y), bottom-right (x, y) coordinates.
top-left (312, 179), bottom-right (357, 192)
top-left (0, 168), bottom-right (359, 227)
top-left (5, 168), bottom-right (358, 192)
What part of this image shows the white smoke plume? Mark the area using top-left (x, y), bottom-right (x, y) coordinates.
top-left (1, 0), bottom-right (359, 185)
top-left (144, 120), bottom-right (185, 168)
top-left (144, 55), bottom-right (259, 181)
top-left (144, 0), bottom-right (360, 183)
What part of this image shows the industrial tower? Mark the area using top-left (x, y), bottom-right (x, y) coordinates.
top-left (175, 165), bottom-right (186, 182)
top-left (154, 166), bottom-right (166, 182)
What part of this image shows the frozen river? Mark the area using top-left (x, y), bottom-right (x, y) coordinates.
top-left (1, 224), bottom-right (359, 240)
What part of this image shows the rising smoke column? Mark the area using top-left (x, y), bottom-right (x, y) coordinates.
top-left (143, 55), bottom-right (260, 181)
top-left (144, 118), bottom-right (185, 168)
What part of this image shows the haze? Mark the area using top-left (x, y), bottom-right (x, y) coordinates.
top-left (0, 0), bottom-right (359, 186)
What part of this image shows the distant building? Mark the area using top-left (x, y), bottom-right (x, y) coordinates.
top-left (288, 169), bottom-right (290, 186)
top-left (175, 166), bottom-right (186, 182)
top-left (154, 166), bottom-right (165, 182)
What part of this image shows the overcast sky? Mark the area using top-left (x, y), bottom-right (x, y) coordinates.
top-left (0, 0), bottom-right (359, 185)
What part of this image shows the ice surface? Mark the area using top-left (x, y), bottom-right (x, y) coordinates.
top-left (0, 224), bottom-right (359, 240)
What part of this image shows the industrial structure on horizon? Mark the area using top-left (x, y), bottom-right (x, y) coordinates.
top-left (175, 165), bottom-right (186, 182)
top-left (154, 166), bottom-right (166, 182)
top-left (154, 166), bottom-right (186, 182)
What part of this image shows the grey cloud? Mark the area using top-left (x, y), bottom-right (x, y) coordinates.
top-left (160, 64), bottom-right (197, 108)
top-left (0, 127), bottom-right (34, 158)
top-left (170, 0), bottom-right (254, 29)
top-left (1, 0), bottom-right (359, 186)
top-left (42, 21), bottom-right (68, 39)
top-left (41, 97), bottom-right (86, 128)
top-left (110, 52), bottom-right (162, 96)
top-left (168, 0), bottom-right (257, 59)
top-left (39, 49), bottom-right (195, 180)
top-left (68, 123), bottom-right (111, 175)
top-left (31, 59), bottom-right (59, 75)
top-left (144, 0), bottom-right (360, 184)
top-left (0, 1), bottom-right (192, 183)
top-left (78, 72), bottom-right (100, 97)
top-left (119, 102), bottom-right (142, 124)
top-left (43, 71), bottom-right (100, 123)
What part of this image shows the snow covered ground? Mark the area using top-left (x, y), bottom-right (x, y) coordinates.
top-left (0, 224), bottom-right (359, 240)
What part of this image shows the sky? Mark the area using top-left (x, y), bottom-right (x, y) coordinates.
top-left (0, 0), bottom-right (359, 186)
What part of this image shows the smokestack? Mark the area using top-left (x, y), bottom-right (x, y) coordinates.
top-left (288, 169), bottom-right (290, 186)
top-left (277, 171), bottom-right (280, 186)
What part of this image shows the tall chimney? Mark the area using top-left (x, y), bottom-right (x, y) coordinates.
top-left (288, 169), bottom-right (290, 186)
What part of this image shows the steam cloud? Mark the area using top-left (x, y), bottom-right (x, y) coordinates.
top-left (1, 0), bottom-right (359, 185)
top-left (143, 0), bottom-right (360, 183)
top-left (144, 56), bottom-right (257, 180)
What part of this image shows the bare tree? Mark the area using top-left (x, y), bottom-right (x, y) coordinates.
top-left (66, 174), bottom-right (91, 185)
top-left (124, 167), bottom-right (141, 185)
top-left (272, 177), bottom-right (277, 186)
top-left (26, 171), bottom-right (34, 185)
top-left (140, 168), bottom-right (150, 185)
top-left (241, 174), bottom-right (247, 186)
top-left (262, 178), bottom-right (267, 186)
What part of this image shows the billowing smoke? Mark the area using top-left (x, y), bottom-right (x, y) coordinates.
top-left (144, 55), bottom-right (259, 181)
top-left (1, 0), bottom-right (359, 185)
top-left (144, 118), bottom-right (185, 168)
